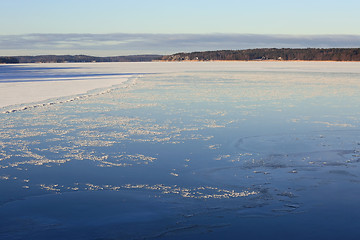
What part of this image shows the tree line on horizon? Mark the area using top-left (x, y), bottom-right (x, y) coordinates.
top-left (161, 48), bottom-right (360, 61)
top-left (0, 55), bottom-right (162, 64)
top-left (0, 57), bottom-right (19, 64)
top-left (2, 49), bottom-right (360, 64)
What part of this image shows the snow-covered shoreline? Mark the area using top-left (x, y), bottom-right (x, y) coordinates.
top-left (1, 75), bottom-right (131, 111)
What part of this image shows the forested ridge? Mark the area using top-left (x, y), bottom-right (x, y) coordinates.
top-left (0, 55), bottom-right (162, 64)
top-left (0, 57), bottom-right (20, 64)
top-left (2, 49), bottom-right (360, 64)
top-left (162, 48), bottom-right (360, 61)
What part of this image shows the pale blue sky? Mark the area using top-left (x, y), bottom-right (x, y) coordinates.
top-left (2, 0), bottom-right (360, 34)
top-left (1, 0), bottom-right (360, 55)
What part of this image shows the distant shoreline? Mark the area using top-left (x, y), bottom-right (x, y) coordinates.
top-left (162, 48), bottom-right (360, 62)
top-left (2, 48), bottom-right (360, 64)
top-left (157, 59), bottom-right (360, 62)
top-left (2, 59), bottom-right (360, 65)
top-left (0, 55), bottom-right (162, 64)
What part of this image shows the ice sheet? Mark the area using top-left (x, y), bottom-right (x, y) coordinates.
top-left (2, 61), bottom-right (360, 109)
top-left (1, 61), bottom-right (360, 239)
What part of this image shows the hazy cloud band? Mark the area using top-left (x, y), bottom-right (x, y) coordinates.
top-left (1, 33), bottom-right (360, 56)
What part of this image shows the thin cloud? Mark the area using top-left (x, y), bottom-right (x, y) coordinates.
top-left (1, 33), bottom-right (360, 56)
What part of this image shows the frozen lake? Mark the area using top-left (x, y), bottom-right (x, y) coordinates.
top-left (1, 62), bottom-right (360, 239)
